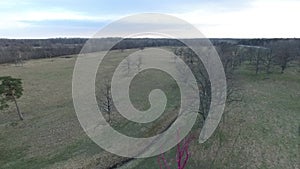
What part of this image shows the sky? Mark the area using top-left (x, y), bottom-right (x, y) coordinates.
top-left (0, 0), bottom-right (299, 39)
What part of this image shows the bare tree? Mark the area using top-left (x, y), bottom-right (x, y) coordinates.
top-left (217, 43), bottom-right (243, 75)
top-left (270, 40), bottom-right (298, 73)
top-left (253, 48), bottom-right (265, 74)
top-left (238, 45), bottom-right (271, 74)
top-left (174, 47), bottom-right (211, 121)
top-left (15, 52), bottom-right (24, 67)
top-left (263, 49), bottom-right (273, 74)
top-left (125, 57), bottom-right (131, 75)
top-left (99, 83), bottom-right (113, 124)
top-left (135, 55), bottom-right (142, 72)
top-left (174, 47), bottom-right (184, 58)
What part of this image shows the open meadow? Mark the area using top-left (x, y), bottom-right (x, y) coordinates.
top-left (0, 48), bottom-right (299, 169)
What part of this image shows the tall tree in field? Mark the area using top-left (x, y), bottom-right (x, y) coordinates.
top-left (0, 76), bottom-right (24, 120)
top-left (99, 83), bottom-right (113, 124)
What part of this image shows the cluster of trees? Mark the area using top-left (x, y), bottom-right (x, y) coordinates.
top-left (165, 43), bottom-right (242, 167)
top-left (265, 40), bottom-right (300, 73)
top-left (215, 39), bottom-right (300, 74)
top-left (97, 38), bottom-right (300, 141)
top-left (168, 39), bottom-right (300, 167)
top-left (0, 38), bottom-right (86, 64)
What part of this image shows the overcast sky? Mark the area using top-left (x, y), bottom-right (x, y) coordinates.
top-left (0, 0), bottom-right (299, 38)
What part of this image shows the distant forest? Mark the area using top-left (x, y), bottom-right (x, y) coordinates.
top-left (0, 38), bottom-right (299, 64)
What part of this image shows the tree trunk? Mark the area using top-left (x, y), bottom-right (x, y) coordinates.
top-left (266, 64), bottom-right (270, 74)
top-left (108, 113), bottom-right (111, 124)
top-left (255, 60), bottom-right (259, 74)
top-left (13, 96), bottom-right (23, 120)
top-left (281, 65), bottom-right (285, 74)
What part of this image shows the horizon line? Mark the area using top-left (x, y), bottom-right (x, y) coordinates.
top-left (1, 37), bottom-right (299, 40)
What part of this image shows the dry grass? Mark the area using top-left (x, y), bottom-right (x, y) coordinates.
top-left (128, 63), bottom-right (300, 169)
top-left (0, 51), bottom-right (299, 169)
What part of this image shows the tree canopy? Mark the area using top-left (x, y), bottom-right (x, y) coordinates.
top-left (0, 76), bottom-right (24, 120)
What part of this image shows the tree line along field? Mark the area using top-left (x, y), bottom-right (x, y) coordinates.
top-left (1, 38), bottom-right (299, 67)
top-left (0, 44), bottom-right (299, 168)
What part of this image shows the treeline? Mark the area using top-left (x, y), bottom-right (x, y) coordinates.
top-left (0, 38), bottom-right (184, 63)
top-left (0, 38), bottom-right (299, 68)
top-left (0, 38), bottom-right (87, 63)
top-left (80, 38), bottom-right (185, 53)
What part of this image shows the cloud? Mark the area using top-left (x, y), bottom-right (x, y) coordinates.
top-left (0, 0), bottom-right (299, 38)
top-left (174, 0), bottom-right (300, 38)
top-left (0, 9), bottom-right (115, 26)
top-left (0, 8), bottom-right (118, 38)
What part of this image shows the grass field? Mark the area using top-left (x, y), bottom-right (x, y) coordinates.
top-left (0, 48), bottom-right (299, 169)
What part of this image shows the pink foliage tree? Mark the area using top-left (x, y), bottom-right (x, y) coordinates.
top-left (158, 130), bottom-right (194, 169)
